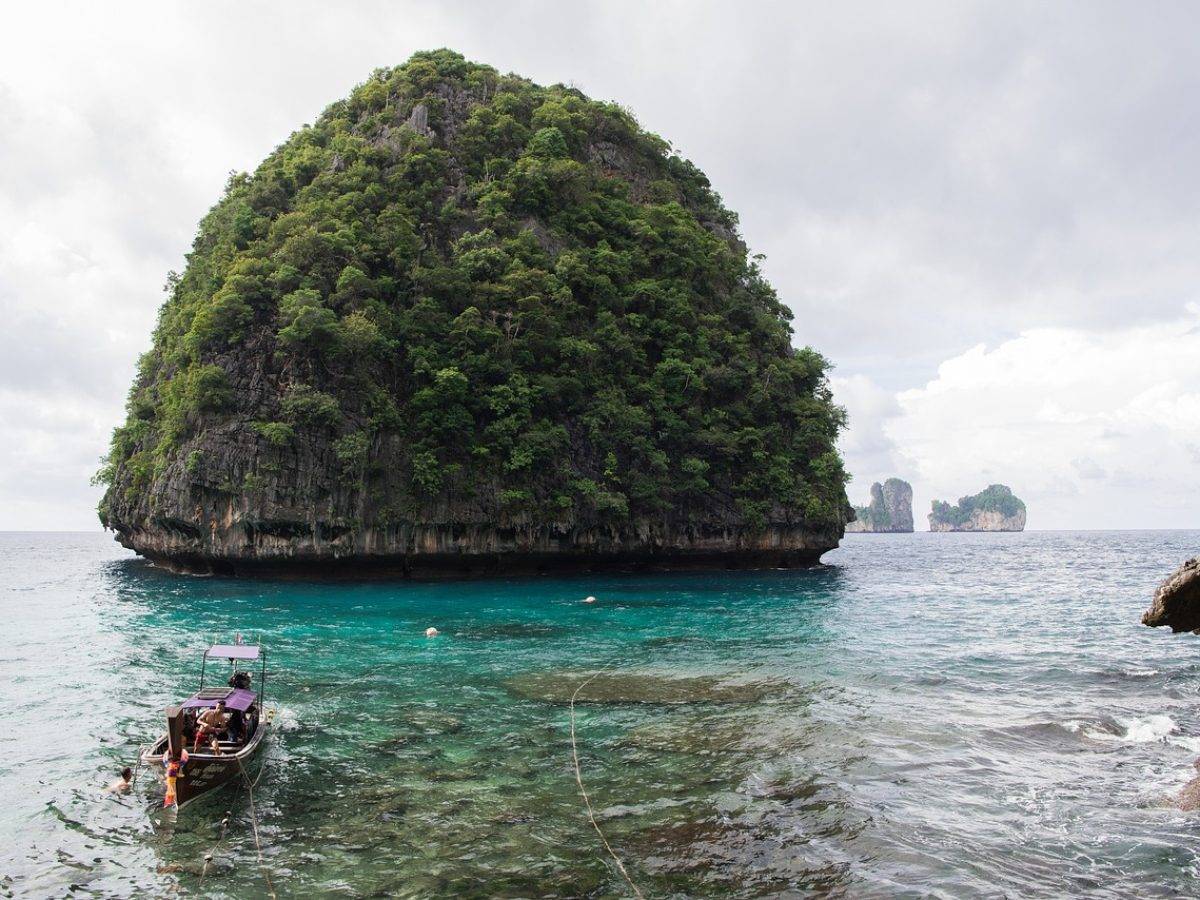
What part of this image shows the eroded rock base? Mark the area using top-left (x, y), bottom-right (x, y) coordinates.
top-left (125, 544), bottom-right (829, 579)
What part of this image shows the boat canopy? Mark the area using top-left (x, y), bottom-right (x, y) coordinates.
top-left (181, 687), bottom-right (257, 712)
top-left (206, 644), bottom-right (260, 661)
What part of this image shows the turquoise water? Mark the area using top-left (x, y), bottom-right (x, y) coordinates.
top-left (2, 530), bottom-right (1199, 897)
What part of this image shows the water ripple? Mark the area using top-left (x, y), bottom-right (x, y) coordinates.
top-left (1, 530), bottom-right (1198, 896)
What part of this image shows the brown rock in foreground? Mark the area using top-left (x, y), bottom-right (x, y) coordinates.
top-left (1178, 761), bottom-right (1200, 811)
top-left (1141, 557), bottom-right (1200, 633)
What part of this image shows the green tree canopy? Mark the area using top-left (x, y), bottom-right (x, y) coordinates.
top-left (98, 49), bottom-right (849, 540)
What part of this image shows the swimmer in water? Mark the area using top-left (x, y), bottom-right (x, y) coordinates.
top-left (107, 767), bottom-right (133, 793)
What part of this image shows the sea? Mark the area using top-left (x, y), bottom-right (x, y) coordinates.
top-left (1, 529), bottom-right (1198, 898)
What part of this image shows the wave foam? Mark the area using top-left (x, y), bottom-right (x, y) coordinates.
top-left (272, 706), bottom-right (302, 732)
top-left (1083, 714), bottom-right (1176, 744)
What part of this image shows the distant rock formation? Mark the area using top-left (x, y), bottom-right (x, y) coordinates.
top-left (928, 484), bottom-right (1026, 532)
top-left (1141, 557), bottom-right (1200, 633)
top-left (845, 478), bottom-right (914, 533)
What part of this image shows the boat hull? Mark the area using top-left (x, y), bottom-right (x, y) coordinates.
top-left (141, 721), bottom-right (268, 809)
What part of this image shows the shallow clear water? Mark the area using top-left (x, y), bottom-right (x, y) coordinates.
top-left (2, 530), bottom-right (1199, 898)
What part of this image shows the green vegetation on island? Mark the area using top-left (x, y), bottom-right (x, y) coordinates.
top-left (929, 484), bottom-right (1026, 532)
top-left (95, 49), bottom-right (850, 571)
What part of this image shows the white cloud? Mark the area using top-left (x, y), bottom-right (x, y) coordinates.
top-left (0, 387), bottom-right (114, 530)
top-left (831, 374), bottom-right (910, 504)
top-left (879, 309), bottom-right (1200, 529)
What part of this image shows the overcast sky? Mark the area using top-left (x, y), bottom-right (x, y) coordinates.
top-left (1, 1), bottom-right (1197, 531)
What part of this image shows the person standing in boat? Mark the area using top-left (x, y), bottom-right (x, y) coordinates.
top-left (194, 700), bottom-right (229, 751)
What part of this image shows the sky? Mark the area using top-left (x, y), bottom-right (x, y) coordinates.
top-left (1, 0), bottom-right (1197, 531)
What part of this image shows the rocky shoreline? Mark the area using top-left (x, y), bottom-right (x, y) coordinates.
top-left (112, 518), bottom-right (841, 577)
top-left (105, 423), bottom-right (843, 576)
top-left (1140, 556), bottom-right (1200, 811)
top-left (928, 508), bottom-right (1026, 532)
top-left (1141, 557), bottom-right (1200, 632)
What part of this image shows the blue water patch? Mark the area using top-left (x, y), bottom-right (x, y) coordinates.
top-left (1, 530), bottom-right (1198, 896)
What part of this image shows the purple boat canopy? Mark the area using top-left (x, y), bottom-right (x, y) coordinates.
top-left (206, 644), bottom-right (260, 661)
top-left (181, 687), bottom-right (257, 712)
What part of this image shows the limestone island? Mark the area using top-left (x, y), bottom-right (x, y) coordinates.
top-left (928, 484), bottom-right (1026, 532)
top-left (845, 478), bottom-right (913, 532)
top-left (95, 50), bottom-right (852, 577)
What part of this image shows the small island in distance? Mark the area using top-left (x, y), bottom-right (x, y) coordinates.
top-left (929, 484), bottom-right (1026, 532)
top-left (845, 478), bottom-right (914, 532)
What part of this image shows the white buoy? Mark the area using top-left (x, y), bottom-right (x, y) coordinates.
top-left (425, 626), bottom-right (439, 637)
top-left (583, 596), bottom-right (596, 604)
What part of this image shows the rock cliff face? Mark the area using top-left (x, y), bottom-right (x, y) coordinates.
top-left (928, 508), bottom-right (1026, 532)
top-left (97, 50), bottom-right (850, 576)
top-left (1141, 557), bottom-right (1200, 633)
top-left (845, 478), bottom-right (913, 533)
top-left (928, 484), bottom-right (1026, 532)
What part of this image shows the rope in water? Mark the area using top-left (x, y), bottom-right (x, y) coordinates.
top-left (569, 665), bottom-right (645, 899)
top-left (189, 742), bottom-right (269, 888)
top-left (199, 807), bottom-right (235, 882)
top-left (237, 756), bottom-right (276, 900)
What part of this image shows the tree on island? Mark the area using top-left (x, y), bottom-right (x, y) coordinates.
top-left (928, 484), bottom-right (1026, 532)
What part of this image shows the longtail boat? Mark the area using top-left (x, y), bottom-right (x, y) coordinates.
top-left (141, 642), bottom-right (270, 809)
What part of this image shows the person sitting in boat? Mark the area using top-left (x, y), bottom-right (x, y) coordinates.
top-left (227, 707), bottom-right (246, 744)
top-left (194, 700), bottom-right (229, 751)
top-left (181, 709), bottom-right (197, 747)
top-left (228, 670), bottom-right (252, 690)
